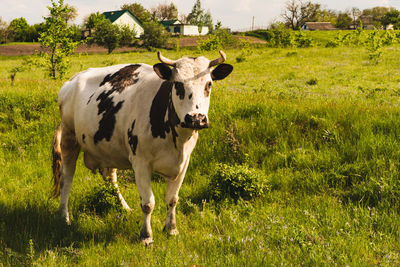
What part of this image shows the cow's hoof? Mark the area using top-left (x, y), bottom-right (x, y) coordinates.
top-left (141, 237), bottom-right (153, 247)
top-left (168, 228), bottom-right (179, 236)
top-left (59, 212), bottom-right (71, 225)
top-left (163, 226), bottom-right (179, 236)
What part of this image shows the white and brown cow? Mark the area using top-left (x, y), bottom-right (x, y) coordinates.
top-left (52, 51), bottom-right (233, 245)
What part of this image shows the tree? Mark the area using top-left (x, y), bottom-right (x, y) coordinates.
top-left (381, 10), bottom-right (400, 28)
top-left (187, 0), bottom-right (204, 25)
top-left (8, 17), bottom-right (30, 42)
top-left (140, 21), bottom-right (169, 49)
top-left (281, 0), bottom-right (321, 30)
top-left (187, 0), bottom-right (213, 33)
top-left (203, 10), bottom-right (213, 33)
top-left (83, 12), bottom-right (106, 36)
top-left (362, 6), bottom-right (394, 28)
top-left (121, 3), bottom-right (151, 23)
top-left (60, 4), bottom-right (78, 24)
top-left (119, 25), bottom-right (136, 47)
top-left (0, 17), bottom-right (10, 43)
top-left (312, 8), bottom-right (337, 23)
top-left (93, 19), bottom-right (120, 53)
top-left (335, 12), bottom-right (352, 29)
top-left (39, 0), bottom-right (80, 79)
top-left (179, 14), bottom-right (188, 24)
top-left (350, 7), bottom-right (361, 29)
top-left (150, 3), bottom-right (178, 21)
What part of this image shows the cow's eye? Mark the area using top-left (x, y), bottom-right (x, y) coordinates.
top-left (204, 81), bottom-right (212, 97)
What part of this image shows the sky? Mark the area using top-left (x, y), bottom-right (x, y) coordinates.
top-left (1, 0), bottom-right (400, 30)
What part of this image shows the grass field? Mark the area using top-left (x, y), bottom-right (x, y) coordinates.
top-left (1, 44), bottom-right (400, 266)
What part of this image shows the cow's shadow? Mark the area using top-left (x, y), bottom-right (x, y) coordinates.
top-left (0, 201), bottom-right (138, 256)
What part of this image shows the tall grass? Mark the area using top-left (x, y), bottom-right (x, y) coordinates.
top-left (1, 45), bottom-right (400, 265)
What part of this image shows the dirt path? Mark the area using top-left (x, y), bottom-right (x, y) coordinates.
top-left (0, 36), bottom-right (265, 57)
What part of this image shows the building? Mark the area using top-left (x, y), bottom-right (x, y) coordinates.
top-left (160, 20), bottom-right (209, 36)
top-left (302, 22), bottom-right (337, 31)
top-left (103, 10), bottom-right (144, 38)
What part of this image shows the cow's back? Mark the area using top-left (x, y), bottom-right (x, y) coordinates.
top-left (58, 63), bottom-right (162, 169)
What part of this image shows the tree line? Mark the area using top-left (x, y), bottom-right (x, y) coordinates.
top-left (281, 0), bottom-right (400, 30)
top-left (0, 0), bottom-right (215, 50)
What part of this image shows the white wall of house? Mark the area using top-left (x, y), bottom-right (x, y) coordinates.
top-left (113, 12), bottom-right (143, 38)
top-left (182, 25), bottom-right (209, 36)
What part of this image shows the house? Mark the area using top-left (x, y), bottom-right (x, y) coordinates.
top-left (160, 19), bottom-right (209, 35)
top-left (302, 22), bottom-right (337, 31)
top-left (102, 10), bottom-right (143, 38)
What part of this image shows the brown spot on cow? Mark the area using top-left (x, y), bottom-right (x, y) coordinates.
top-left (174, 82), bottom-right (185, 100)
top-left (127, 120), bottom-right (138, 155)
top-left (149, 81), bottom-right (180, 147)
top-left (99, 64), bottom-right (141, 92)
top-left (141, 203), bottom-right (154, 214)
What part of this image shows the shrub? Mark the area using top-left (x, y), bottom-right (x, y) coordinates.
top-left (245, 29), bottom-right (274, 42)
top-left (306, 78), bottom-right (318, 86)
top-left (198, 33), bottom-right (221, 51)
top-left (79, 183), bottom-right (122, 215)
top-left (294, 31), bottom-right (314, 48)
top-left (235, 39), bottom-right (254, 63)
top-left (93, 20), bottom-right (120, 53)
top-left (119, 25), bottom-right (136, 47)
top-left (209, 163), bottom-right (268, 202)
top-left (198, 29), bottom-right (238, 51)
top-left (270, 24), bottom-right (294, 47)
top-left (141, 21), bottom-right (169, 49)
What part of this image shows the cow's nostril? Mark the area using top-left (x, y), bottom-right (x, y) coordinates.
top-left (184, 114), bottom-right (193, 125)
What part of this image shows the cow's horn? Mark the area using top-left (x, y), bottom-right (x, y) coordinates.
top-left (209, 50), bottom-right (226, 68)
top-left (157, 51), bottom-right (177, 66)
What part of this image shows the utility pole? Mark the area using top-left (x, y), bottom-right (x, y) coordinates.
top-left (252, 16), bottom-right (255, 31)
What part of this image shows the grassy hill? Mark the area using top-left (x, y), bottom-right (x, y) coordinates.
top-left (1, 45), bottom-right (400, 265)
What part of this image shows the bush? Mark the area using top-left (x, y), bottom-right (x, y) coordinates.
top-left (93, 20), bottom-right (120, 53)
top-left (140, 21), bottom-right (169, 49)
top-left (79, 183), bottom-right (122, 215)
top-left (198, 29), bottom-right (238, 51)
top-left (119, 25), bottom-right (136, 47)
top-left (294, 31), bottom-right (314, 48)
top-left (270, 23), bottom-right (294, 47)
top-left (245, 29), bottom-right (274, 42)
top-left (209, 163), bottom-right (268, 202)
top-left (235, 38), bottom-right (254, 63)
top-left (198, 33), bottom-right (222, 51)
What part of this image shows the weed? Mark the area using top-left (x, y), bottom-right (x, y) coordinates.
top-left (306, 78), bottom-right (318, 86)
top-left (209, 163), bottom-right (268, 202)
top-left (78, 183), bottom-right (122, 215)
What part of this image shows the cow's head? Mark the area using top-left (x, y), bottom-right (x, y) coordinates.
top-left (153, 51), bottom-right (233, 130)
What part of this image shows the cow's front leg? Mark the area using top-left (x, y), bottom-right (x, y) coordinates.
top-left (133, 161), bottom-right (154, 245)
top-left (164, 157), bottom-right (190, 236)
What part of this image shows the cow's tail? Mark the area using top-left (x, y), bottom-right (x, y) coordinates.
top-left (52, 125), bottom-right (63, 197)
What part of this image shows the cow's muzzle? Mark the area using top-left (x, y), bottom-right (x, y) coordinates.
top-left (182, 114), bottom-right (209, 130)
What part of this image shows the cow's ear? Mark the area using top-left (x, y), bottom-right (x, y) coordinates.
top-left (211, 64), bottom-right (233, 81)
top-left (153, 63), bottom-right (172, 80)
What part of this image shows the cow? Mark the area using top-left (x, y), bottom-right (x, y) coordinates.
top-left (51, 51), bottom-right (233, 245)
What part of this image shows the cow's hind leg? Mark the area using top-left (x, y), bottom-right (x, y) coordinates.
top-left (59, 128), bottom-right (80, 224)
top-left (132, 160), bottom-right (154, 245)
top-left (164, 157), bottom-right (190, 236)
top-left (101, 168), bottom-right (131, 211)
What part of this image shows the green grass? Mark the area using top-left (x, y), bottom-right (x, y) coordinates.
top-left (1, 45), bottom-right (400, 265)
top-left (0, 42), bottom-right (40, 46)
